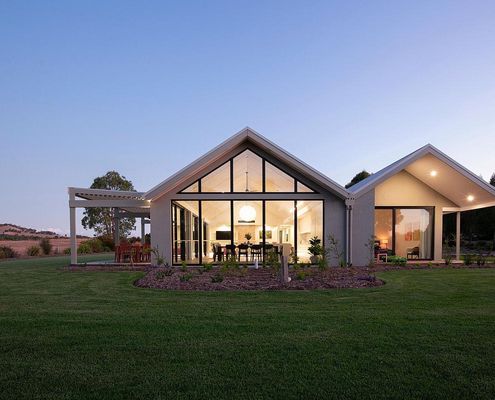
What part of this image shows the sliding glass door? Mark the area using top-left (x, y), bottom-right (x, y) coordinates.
top-left (375, 207), bottom-right (434, 260)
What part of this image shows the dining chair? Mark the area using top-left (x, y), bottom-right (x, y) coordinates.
top-left (237, 243), bottom-right (249, 262)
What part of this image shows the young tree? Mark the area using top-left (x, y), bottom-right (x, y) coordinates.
top-left (81, 171), bottom-right (136, 238)
top-left (345, 170), bottom-right (371, 188)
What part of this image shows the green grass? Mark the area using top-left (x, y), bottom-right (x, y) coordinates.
top-left (0, 257), bottom-right (494, 399)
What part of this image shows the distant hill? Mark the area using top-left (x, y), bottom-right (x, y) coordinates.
top-left (0, 223), bottom-right (88, 240)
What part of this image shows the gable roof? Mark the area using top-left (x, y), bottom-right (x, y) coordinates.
top-left (348, 144), bottom-right (495, 210)
top-left (144, 127), bottom-right (349, 200)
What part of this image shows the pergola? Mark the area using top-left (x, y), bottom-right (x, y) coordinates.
top-left (68, 187), bottom-right (151, 265)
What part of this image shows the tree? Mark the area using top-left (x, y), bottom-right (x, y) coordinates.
top-left (490, 173), bottom-right (495, 186)
top-left (345, 170), bottom-right (371, 189)
top-left (81, 171), bottom-right (136, 238)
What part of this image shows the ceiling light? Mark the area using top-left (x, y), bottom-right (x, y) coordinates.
top-left (430, 170), bottom-right (437, 177)
top-left (467, 195), bottom-right (475, 202)
top-left (239, 205), bottom-right (256, 223)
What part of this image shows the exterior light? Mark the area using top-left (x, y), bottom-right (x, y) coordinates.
top-left (430, 170), bottom-right (437, 177)
top-left (467, 195), bottom-right (475, 202)
top-left (239, 205), bottom-right (256, 223)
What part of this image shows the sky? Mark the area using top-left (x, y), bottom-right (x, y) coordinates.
top-left (1, 1), bottom-right (495, 236)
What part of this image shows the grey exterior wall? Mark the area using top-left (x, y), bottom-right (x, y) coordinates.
top-left (351, 189), bottom-right (375, 267)
top-left (149, 142), bottom-right (347, 266)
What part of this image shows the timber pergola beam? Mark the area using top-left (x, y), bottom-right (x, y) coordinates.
top-left (68, 187), bottom-right (151, 265)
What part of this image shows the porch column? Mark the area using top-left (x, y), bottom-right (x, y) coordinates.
top-left (114, 208), bottom-right (120, 247)
top-left (141, 218), bottom-right (146, 242)
top-left (69, 206), bottom-right (77, 265)
top-left (456, 211), bottom-right (461, 261)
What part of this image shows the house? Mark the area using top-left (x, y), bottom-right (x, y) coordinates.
top-left (68, 127), bottom-right (495, 266)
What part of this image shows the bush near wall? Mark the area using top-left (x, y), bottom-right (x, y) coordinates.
top-left (0, 246), bottom-right (18, 259)
top-left (39, 238), bottom-right (53, 255)
top-left (26, 246), bottom-right (41, 257)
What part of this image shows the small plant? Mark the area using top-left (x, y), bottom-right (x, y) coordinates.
top-left (289, 250), bottom-right (299, 265)
top-left (26, 245), bottom-right (41, 257)
top-left (476, 254), bottom-right (486, 266)
top-left (203, 263), bottom-right (213, 272)
top-left (180, 273), bottom-right (193, 282)
top-left (295, 271), bottom-right (308, 281)
top-left (221, 255), bottom-right (239, 271)
top-left (317, 255), bottom-right (328, 270)
top-left (463, 254), bottom-right (474, 266)
top-left (244, 233), bottom-right (252, 242)
top-left (39, 238), bottom-right (52, 255)
top-left (63, 248), bottom-right (71, 255)
top-left (365, 235), bottom-right (377, 267)
top-left (444, 253), bottom-right (454, 266)
top-left (211, 273), bottom-right (224, 283)
top-left (388, 255), bottom-right (407, 266)
top-left (150, 247), bottom-right (168, 267)
top-left (156, 268), bottom-right (174, 279)
top-left (266, 251), bottom-right (281, 271)
top-left (180, 261), bottom-right (188, 272)
top-left (308, 236), bottom-right (322, 264)
top-left (327, 234), bottom-right (345, 267)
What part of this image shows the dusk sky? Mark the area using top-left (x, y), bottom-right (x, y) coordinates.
top-left (1, 1), bottom-right (495, 236)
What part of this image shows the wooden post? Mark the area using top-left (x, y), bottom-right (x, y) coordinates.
top-left (69, 206), bottom-right (77, 265)
top-left (141, 218), bottom-right (146, 242)
top-left (280, 256), bottom-right (289, 284)
top-left (456, 211), bottom-right (461, 261)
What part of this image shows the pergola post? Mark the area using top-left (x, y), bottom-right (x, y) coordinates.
top-left (141, 218), bottom-right (146, 242)
top-left (114, 208), bottom-right (120, 247)
top-left (456, 211), bottom-right (461, 261)
top-left (69, 206), bottom-right (77, 265)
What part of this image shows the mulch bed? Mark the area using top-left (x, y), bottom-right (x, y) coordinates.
top-left (134, 266), bottom-right (384, 291)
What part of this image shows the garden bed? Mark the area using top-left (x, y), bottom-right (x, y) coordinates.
top-left (134, 266), bottom-right (384, 291)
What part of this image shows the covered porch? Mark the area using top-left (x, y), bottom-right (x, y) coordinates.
top-left (68, 187), bottom-right (151, 265)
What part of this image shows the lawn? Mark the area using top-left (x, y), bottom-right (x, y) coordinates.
top-left (0, 257), bottom-right (494, 399)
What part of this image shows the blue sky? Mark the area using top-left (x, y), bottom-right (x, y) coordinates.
top-left (1, 1), bottom-right (495, 236)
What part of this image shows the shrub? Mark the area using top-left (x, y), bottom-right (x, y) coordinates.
top-left (203, 263), bottom-right (213, 272)
top-left (156, 268), bottom-right (174, 279)
top-left (317, 256), bottom-right (328, 270)
top-left (476, 254), bottom-right (486, 266)
top-left (26, 246), bottom-right (41, 257)
top-left (180, 261), bottom-right (188, 272)
top-left (388, 256), bottom-right (407, 266)
top-left (444, 253), bottom-right (454, 265)
top-left (221, 256), bottom-right (240, 271)
top-left (180, 273), bottom-right (193, 282)
top-left (0, 246), bottom-right (17, 259)
top-left (39, 238), bottom-right (52, 255)
top-left (77, 242), bottom-right (92, 254)
top-left (84, 238), bottom-right (104, 253)
top-left (63, 248), bottom-right (71, 255)
top-left (211, 273), bottom-right (224, 283)
top-left (266, 252), bottom-right (280, 271)
top-left (295, 271), bottom-right (308, 281)
top-left (463, 254), bottom-right (474, 266)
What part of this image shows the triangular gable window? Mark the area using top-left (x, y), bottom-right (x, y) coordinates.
top-left (180, 181), bottom-right (199, 193)
top-left (265, 162), bottom-right (295, 192)
top-left (200, 162), bottom-right (231, 193)
top-left (297, 181), bottom-right (315, 193)
top-left (233, 150), bottom-right (262, 192)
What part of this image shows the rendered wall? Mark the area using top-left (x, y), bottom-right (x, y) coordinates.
top-left (351, 189), bottom-right (375, 266)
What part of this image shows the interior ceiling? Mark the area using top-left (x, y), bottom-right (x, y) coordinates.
top-left (405, 154), bottom-right (495, 208)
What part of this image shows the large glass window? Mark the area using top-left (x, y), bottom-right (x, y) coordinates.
top-left (296, 201), bottom-right (323, 263)
top-left (233, 150), bottom-right (262, 192)
top-left (375, 209), bottom-right (393, 252)
top-left (233, 201), bottom-right (263, 262)
top-left (265, 162), bottom-right (295, 192)
top-left (265, 201), bottom-right (295, 258)
top-left (374, 207), bottom-right (433, 260)
top-left (201, 201), bottom-right (231, 264)
top-left (172, 201), bottom-right (199, 264)
top-left (395, 208), bottom-right (433, 260)
top-left (201, 162), bottom-right (230, 192)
